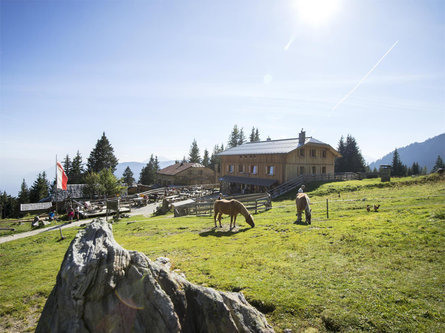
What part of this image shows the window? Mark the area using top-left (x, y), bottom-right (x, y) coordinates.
top-left (312, 166), bottom-right (316, 174)
top-left (322, 150), bottom-right (327, 158)
top-left (322, 166), bottom-right (326, 174)
top-left (229, 165), bottom-right (234, 173)
top-left (299, 149), bottom-right (305, 157)
top-left (267, 166), bottom-right (274, 176)
top-left (300, 166), bottom-right (305, 175)
top-left (239, 164), bottom-right (244, 173)
top-left (251, 165), bottom-right (257, 174)
top-left (311, 149), bottom-right (316, 157)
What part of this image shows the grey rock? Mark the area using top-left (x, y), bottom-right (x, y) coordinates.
top-left (36, 219), bottom-right (274, 333)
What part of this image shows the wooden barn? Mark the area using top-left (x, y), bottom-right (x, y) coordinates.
top-left (217, 130), bottom-right (340, 194)
top-left (157, 162), bottom-right (215, 186)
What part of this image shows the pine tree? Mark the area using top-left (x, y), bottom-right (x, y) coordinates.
top-left (391, 149), bottom-right (406, 177)
top-left (122, 166), bottom-right (135, 186)
top-left (63, 155), bottom-right (71, 178)
top-left (432, 155), bottom-right (444, 172)
top-left (411, 162), bottom-right (420, 175)
top-left (228, 125), bottom-right (240, 148)
top-left (254, 128), bottom-right (260, 142)
top-left (238, 128), bottom-right (246, 146)
top-left (335, 135), bottom-right (366, 172)
top-left (188, 139), bottom-right (201, 163)
top-left (202, 149), bottom-right (210, 167)
top-left (250, 127), bottom-right (256, 142)
top-left (29, 172), bottom-right (50, 203)
top-left (70, 150), bottom-right (85, 184)
top-left (0, 191), bottom-right (19, 219)
top-left (87, 132), bottom-right (118, 173)
top-left (139, 155), bottom-right (157, 185)
top-left (335, 136), bottom-right (346, 172)
top-left (18, 179), bottom-right (30, 205)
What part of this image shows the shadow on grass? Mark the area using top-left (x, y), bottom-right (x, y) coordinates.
top-left (199, 227), bottom-right (251, 237)
top-left (293, 219), bottom-right (311, 226)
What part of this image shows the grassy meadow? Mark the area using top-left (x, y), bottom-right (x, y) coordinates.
top-left (1, 175), bottom-right (444, 332)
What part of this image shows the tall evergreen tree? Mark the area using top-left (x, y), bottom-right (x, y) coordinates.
top-left (70, 150), bottom-right (85, 184)
top-left (122, 167), bottom-right (135, 186)
top-left (238, 128), bottom-right (246, 146)
top-left (391, 149), bottom-right (406, 176)
top-left (254, 128), bottom-right (260, 142)
top-left (335, 135), bottom-right (366, 172)
top-left (249, 127), bottom-right (256, 142)
top-left (202, 149), bottom-right (210, 167)
top-left (188, 139), bottom-right (201, 163)
top-left (63, 155), bottom-right (71, 178)
top-left (335, 136), bottom-right (346, 172)
top-left (29, 172), bottom-right (50, 203)
top-left (228, 125), bottom-right (240, 148)
top-left (18, 179), bottom-right (30, 205)
top-left (139, 155), bottom-right (157, 185)
top-left (432, 155), bottom-right (444, 172)
top-left (411, 162), bottom-right (420, 175)
top-left (87, 132), bottom-right (118, 173)
top-left (0, 191), bottom-right (19, 219)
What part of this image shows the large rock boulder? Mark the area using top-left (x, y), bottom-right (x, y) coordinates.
top-left (36, 219), bottom-right (274, 333)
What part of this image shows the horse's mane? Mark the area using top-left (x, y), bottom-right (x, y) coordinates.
top-left (233, 200), bottom-right (250, 217)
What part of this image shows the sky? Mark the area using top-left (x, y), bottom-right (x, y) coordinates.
top-left (1, 0), bottom-right (444, 195)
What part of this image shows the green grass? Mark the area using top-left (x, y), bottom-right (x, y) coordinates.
top-left (1, 176), bottom-right (444, 332)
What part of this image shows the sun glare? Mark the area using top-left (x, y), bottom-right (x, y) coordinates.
top-left (293, 0), bottom-right (341, 27)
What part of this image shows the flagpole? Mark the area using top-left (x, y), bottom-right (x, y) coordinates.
top-left (55, 155), bottom-right (58, 218)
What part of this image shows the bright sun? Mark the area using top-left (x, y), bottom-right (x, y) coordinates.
top-left (293, 0), bottom-right (341, 27)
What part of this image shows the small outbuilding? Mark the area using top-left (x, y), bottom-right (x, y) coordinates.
top-left (157, 162), bottom-right (215, 186)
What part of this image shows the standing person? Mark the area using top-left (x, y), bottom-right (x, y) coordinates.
top-left (298, 185), bottom-right (305, 193)
top-left (74, 206), bottom-right (80, 221)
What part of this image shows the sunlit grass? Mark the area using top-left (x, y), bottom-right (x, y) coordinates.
top-left (1, 175), bottom-right (444, 332)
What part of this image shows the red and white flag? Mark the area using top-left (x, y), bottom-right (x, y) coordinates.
top-left (56, 161), bottom-right (68, 190)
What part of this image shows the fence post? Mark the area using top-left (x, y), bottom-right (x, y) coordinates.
top-left (255, 200), bottom-right (258, 214)
top-left (326, 199), bottom-right (329, 219)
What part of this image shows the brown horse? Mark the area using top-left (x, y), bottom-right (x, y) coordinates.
top-left (296, 193), bottom-right (311, 224)
top-left (213, 199), bottom-right (255, 229)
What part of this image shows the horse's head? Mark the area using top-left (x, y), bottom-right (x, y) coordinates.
top-left (246, 214), bottom-right (255, 228)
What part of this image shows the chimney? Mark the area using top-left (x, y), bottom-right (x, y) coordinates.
top-left (299, 129), bottom-right (306, 144)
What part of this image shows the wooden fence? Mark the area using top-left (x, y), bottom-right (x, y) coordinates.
top-left (173, 193), bottom-right (272, 217)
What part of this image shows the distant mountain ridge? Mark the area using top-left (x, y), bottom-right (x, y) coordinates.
top-left (369, 133), bottom-right (445, 172)
top-left (114, 160), bottom-right (175, 179)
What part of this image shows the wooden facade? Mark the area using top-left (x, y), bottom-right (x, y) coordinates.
top-left (157, 162), bottom-right (215, 186)
top-left (218, 131), bottom-right (340, 193)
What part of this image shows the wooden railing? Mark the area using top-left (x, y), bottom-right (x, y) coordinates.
top-left (173, 193), bottom-right (272, 217)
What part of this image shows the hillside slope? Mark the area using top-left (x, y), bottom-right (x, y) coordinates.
top-left (369, 133), bottom-right (445, 171)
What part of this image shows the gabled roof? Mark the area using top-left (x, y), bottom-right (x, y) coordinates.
top-left (158, 162), bottom-right (206, 176)
top-left (217, 137), bottom-right (340, 156)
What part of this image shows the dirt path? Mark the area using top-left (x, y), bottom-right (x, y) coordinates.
top-left (0, 203), bottom-right (159, 245)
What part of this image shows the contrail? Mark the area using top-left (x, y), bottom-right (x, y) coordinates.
top-left (332, 40), bottom-right (399, 111)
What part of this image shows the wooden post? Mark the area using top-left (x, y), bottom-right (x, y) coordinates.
top-left (255, 199), bottom-right (258, 214)
top-left (59, 226), bottom-right (65, 240)
top-left (326, 199), bottom-right (329, 219)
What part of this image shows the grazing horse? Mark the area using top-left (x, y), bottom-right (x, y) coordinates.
top-left (296, 193), bottom-right (311, 224)
top-left (213, 199), bottom-right (255, 230)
